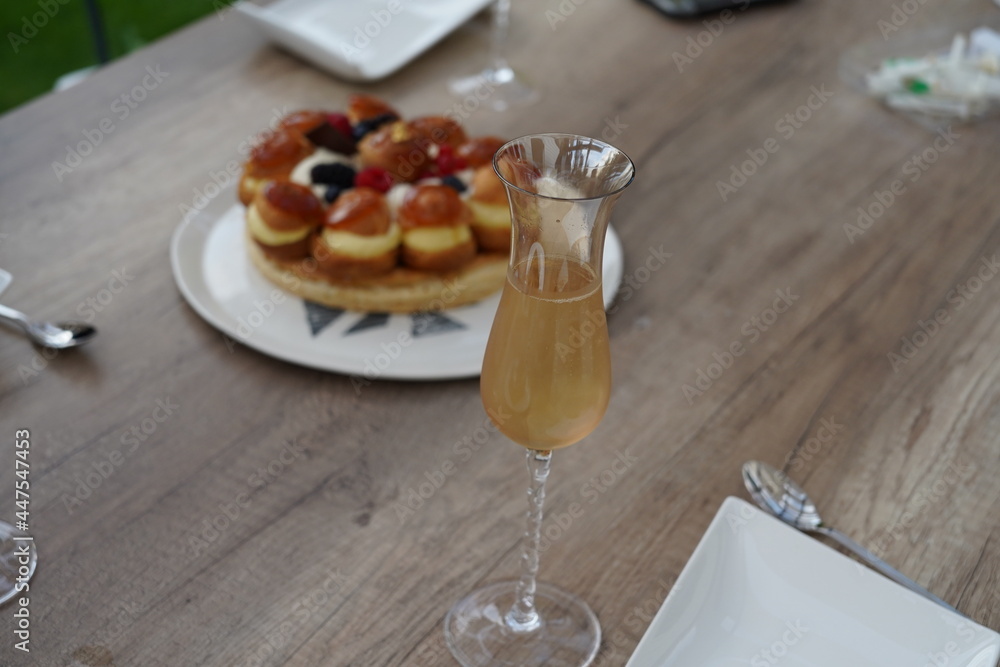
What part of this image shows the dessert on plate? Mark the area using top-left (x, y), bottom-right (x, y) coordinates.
top-left (239, 95), bottom-right (512, 313)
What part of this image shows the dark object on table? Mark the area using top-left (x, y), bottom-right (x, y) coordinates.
top-left (638, 0), bottom-right (796, 19)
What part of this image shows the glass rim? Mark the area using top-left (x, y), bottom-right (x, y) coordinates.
top-left (492, 133), bottom-right (636, 202)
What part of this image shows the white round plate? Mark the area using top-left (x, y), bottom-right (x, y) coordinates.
top-left (170, 203), bottom-right (624, 380)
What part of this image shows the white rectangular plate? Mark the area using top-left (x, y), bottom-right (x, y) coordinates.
top-left (234, 0), bottom-right (492, 81)
top-left (627, 497), bottom-right (1000, 667)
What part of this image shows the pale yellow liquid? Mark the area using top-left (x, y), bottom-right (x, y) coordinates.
top-left (481, 256), bottom-right (611, 451)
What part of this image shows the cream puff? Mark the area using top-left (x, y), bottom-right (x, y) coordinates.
top-left (468, 166), bottom-right (511, 252)
top-left (311, 188), bottom-right (400, 280)
top-left (278, 110), bottom-right (327, 136)
top-left (408, 116), bottom-right (468, 151)
top-left (398, 185), bottom-right (476, 272)
top-left (357, 121), bottom-right (429, 183)
top-left (239, 129), bottom-right (314, 205)
top-left (457, 136), bottom-right (507, 169)
top-left (347, 94), bottom-right (399, 124)
top-left (247, 180), bottom-right (323, 261)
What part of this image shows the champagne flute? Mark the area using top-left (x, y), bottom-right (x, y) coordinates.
top-left (448, 0), bottom-right (540, 111)
top-left (445, 134), bottom-right (635, 666)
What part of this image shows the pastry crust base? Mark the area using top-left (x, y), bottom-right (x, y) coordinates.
top-left (471, 223), bottom-right (511, 253)
top-left (247, 228), bottom-right (507, 313)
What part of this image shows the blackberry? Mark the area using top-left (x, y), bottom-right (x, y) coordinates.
top-left (311, 163), bottom-right (356, 187)
top-left (324, 185), bottom-right (345, 204)
top-left (351, 113), bottom-right (399, 141)
top-left (441, 175), bottom-right (467, 193)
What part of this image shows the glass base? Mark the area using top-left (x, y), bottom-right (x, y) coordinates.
top-left (0, 522), bottom-right (35, 606)
top-left (448, 66), bottom-right (540, 112)
top-left (445, 580), bottom-right (600, 667)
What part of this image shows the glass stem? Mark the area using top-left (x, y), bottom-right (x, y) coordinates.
top-left (505, 448), bottom-right (551, 633)
top-left (489, 0), bottom-right (512, 73)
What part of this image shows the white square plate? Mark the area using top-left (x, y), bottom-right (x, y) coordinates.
top-left (627, 497), bottom-right (1000, 666)
top-left (234, 0), bottom-right (492, 81)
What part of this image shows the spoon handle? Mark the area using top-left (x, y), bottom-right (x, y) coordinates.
top-left (0, 303), bottom-right (30, 330)
top-left (815, 525), bottom-right (965, 617)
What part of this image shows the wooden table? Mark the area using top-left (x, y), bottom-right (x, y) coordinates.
top-left (2, 0), bottom-right (999, 664)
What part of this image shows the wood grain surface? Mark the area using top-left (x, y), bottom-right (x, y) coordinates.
top-left (1, 0), bottom-right (999, 664)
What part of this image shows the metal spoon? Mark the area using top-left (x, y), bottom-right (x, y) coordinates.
top-left (742, 460), bottom-right (964, 617)
top-left (0, 302), bottom-right (97, 349)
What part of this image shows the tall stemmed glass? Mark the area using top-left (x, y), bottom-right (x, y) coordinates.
top-left (445, 134), bottom-right (634, 666)
top-left (449, 0), bottom-right (540, 111)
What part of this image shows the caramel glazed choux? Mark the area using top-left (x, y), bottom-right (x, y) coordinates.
top-left (240, 95), bottom-right (512, 313)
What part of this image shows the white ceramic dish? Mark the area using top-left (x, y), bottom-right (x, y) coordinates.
top-left (170, 199), bottom-right (624, 380)
top-left (234, 0), bottom-right (492, 81)
top-left (627, 496), bottom-right (1000, 667)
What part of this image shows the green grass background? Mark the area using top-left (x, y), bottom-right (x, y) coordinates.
top-left (1, 0), bottom-right (230, 113)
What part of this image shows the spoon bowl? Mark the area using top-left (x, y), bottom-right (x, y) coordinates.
top-left (742, 460), bottom-right (823, 530)
top-left (29, 320), bottom-right (98, 348)
top-left (0, 303), bottom-right (98, 349)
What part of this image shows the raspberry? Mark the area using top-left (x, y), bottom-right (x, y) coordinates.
top-left (325, 113), bottom-right (353, 140)
top-left (354, 167), bottom-right (394, 193)
top-left (311, 163), bottom-right (356, 187)
top-left (435, 151), bottom-right (468, 176)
